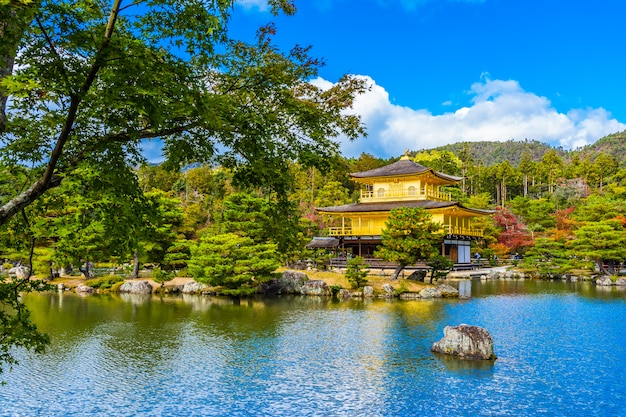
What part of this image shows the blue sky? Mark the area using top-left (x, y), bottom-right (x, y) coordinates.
top-left (229, 0), bottom-right (626, 159)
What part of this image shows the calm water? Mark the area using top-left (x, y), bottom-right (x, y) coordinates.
top-left (1, 280), bottom-right (625, 416)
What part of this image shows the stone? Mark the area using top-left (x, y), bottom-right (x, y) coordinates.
top-left (382, 283), bottom-right (395, 295)
top-left (615, 278), bottom-right (626, 286)
top-left (181, 281), bottom-right (209, 294)
top-left (419, 287), bottom-right (439, 299)
top-left (300, 280), bottom-right (330, 296)
top-left (362, 286), bottom-right (374, 298)
top-left (431, 324), bottom-right (496, 360)
top-left (596, 276), bottom-right (614, 286)
top-left (119, 280), bottom-right (153, 294)
top-left (399, 292), bottom-right (421, 300)
top-left (9, 265), bottom-right (29, 279)
top-left (437, 284), bottom-right (459, 298)
top-left (338, 289), bottom-right (352, 299)
top-left (258, 270), bottom-right (308, 295)
top-left (75, 285), bottom-right (94, 294)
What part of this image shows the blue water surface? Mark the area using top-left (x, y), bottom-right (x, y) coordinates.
top-left (1, 280), bottom-right (625, 416)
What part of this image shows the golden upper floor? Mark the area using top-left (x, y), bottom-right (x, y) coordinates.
top-left (350, 154), bottom-right (461, 203)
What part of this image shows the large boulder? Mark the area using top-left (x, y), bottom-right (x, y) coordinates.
top-left (382, 284), bottom-right (395, 295)
top-left (596, 276), bottom-right (614, 286)
top-left (258, 270), bottom-right (308, 295)
top-left (362, 286), bottom-right (374, 298)
top-left (181, 281), bottom-right (209, 294)
top-left (431, 324), bottom-right (496, 360)
top-left (300, 280), bottom-right (330, 296)
top-left (437, 284), bottom-right (459, 298)
top-left (419, 284), bottom-right (460, 299)
top-left (75, 285), bottom-right (94, 294)
top-left (615, 278), bottom-right (626, 286)
top-left (119, 280), bottom-right (153, 294)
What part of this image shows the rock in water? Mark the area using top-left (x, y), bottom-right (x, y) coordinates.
top-left (119, 280), bottom-right (153, 294)
top-left (300, 280), bottom-right (330, 296)
top-left (431, 324), bottom-right (496, 360)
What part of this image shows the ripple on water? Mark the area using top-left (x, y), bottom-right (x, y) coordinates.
top-left (3, 290), bottom-right (626, 416)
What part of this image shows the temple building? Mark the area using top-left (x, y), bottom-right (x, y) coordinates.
top-left (311, 153), bottom-right (491, 266)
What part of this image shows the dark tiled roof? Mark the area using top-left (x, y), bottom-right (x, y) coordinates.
top-left (349, 158), bottom-right (462, 182)
top-left (305, 237), bottom-right (340, 248)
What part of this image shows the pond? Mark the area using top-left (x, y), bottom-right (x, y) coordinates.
top-left (2, 280), bottom-right (625, 416)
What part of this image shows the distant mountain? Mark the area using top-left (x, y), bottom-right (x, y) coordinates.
top-left (428, 139), bottom-right (559, 167)
top-left (575, 131), bottom-right (626, 163)
top-left (424, 131), bottom-right (626, 167)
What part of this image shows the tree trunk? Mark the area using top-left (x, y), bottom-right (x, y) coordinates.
top-left (523, 174), bottom-right (528, 197)
top-left (390, 264), bottom-right (404, 280)
top-left (79, 261), bottom-right (95, 279)
top-left (131, 252), bottom-right (140, 278)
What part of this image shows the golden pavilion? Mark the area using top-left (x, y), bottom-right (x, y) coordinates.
top-left (312, 153), bottom-right (491, 266)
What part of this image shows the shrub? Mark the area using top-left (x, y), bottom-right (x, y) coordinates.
top-left (345, 256), bottom-right (369, 289)
top-left (83, 275), bottom-right (124, 290)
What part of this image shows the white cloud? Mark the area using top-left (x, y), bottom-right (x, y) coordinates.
top-left (330, 75), bottom-right (626, 158)
top-left (236, 0), bottom-right (269, 12)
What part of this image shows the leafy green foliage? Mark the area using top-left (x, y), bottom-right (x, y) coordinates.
top-left (0, 276), bottom-right (52, 375)
top-left (189, 233), bottom-right (279, 296)
top-left (427, 255), bottom-right (454, 284)
top-left (520, 237), bottom-right (579, 277)
top-left (568, 219), bottom-right (626, 275)
top-left (83, 275), bottom-right (124, 290)
top-left (345, 256), bottom-right (369, 289)
top-left (375, 207), bottom-right (442, 279)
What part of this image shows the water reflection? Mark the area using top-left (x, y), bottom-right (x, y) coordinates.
top-left (3, 281), bottom-right (626, 417)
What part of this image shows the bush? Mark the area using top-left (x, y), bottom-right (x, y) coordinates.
top-left (83, 275), bottom-right (124, 290)
top-left (345, 256), bottom-right (369, 289)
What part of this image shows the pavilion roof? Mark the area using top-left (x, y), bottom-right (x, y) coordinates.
top-left (349, 158), bottom-right (462, 183)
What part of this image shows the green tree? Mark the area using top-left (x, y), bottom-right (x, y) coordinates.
top-left (518, 151), bottom-right (535, 198)
top-left (568, 219), bottom-right (626, 275)
top-left (521, 237), bottom-right (576, 278)
top-left (374, 207), bottom-right (443, 280)
top-left (589, 153), bottom-right (619, 192)
top-left (427, 255), bottom-right (454, 284)
top-left (0, 0), bottom-right (366, 371)
top-left (0, 0), bottom-right (366, 227)
top-left (345, 256), bottom-right (369, 289)
top-left (189, 233), bottom-right (279, 296)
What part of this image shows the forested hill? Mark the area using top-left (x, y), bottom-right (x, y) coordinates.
top-left (576, 131), bottom-right (626, 161)
top-left (425, 130), bottom-right (626, 167)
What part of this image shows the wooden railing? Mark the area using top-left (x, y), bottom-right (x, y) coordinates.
top-left (328, 225), bottom-right (484, 237)
top-left (360, 188), bottom-right (451, 202)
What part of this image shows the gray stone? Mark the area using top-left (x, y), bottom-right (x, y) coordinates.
top-left (75, 285), bottom-right (94, 294)
top-left (9, 265), bottom-right (29, 279)
top-left (437, 284), bottom-right (459, 298)
top-left (419, 287), bottom-right (440, 299)
top-left (382, 283), bottom-right (395, 295)
top-left (596, 276), bottom-right (614, 286)
top-left (338, 289), bottom-right (352, 299)
top-left (258, 270), bottom-right (308, 295)
top-left (362, 286), bottom-right (374, 298)
top-left (418, 284), bottom-right (459, 298)
top-left (182, 281), bottom-right (209, 294)
top-left (119, 280), bottom-right (153, 294)
top-left (431, 324), bottom-right (496, 360)
top-left (615, 278), bottom-right (626, 286)
top-left (300, 280), bottom-right (330, 296)
top-left (399, 292), bottom-right (421, 300)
